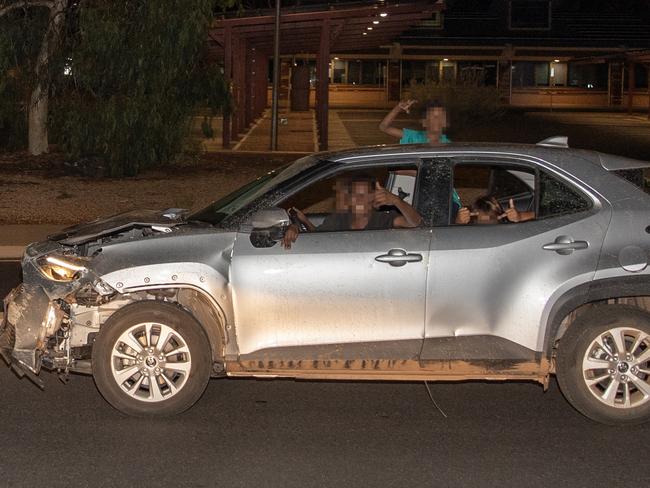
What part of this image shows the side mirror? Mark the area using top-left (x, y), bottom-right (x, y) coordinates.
top-left (243, 207), bottom-right (291, 248)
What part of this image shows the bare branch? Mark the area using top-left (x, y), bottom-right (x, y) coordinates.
top-left (0, 0), bottom-right (54, 18)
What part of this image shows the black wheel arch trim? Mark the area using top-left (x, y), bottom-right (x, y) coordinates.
top-left (97, 297), bottom-right (222, 362)
top-left (544, 274), bottom-right (650, 357)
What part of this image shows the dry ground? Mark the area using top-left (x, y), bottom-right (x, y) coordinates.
top-left (0, 152), bottom-right (294, 224)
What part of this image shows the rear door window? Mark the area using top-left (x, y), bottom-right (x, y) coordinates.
top-left (450, 159), bottom-right (592, 225)
top-left (537, 171), bottom-right (592, 219)
top-left (452, 162), bottom-right (535, 225)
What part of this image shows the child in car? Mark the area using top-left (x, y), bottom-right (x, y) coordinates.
top-left (455, 196), bottom-right (535, 225)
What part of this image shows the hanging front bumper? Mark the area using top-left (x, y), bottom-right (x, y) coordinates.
top-left (0, 284), bottom-right (55, 383)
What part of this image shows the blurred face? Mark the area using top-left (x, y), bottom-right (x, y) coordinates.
top-left (348, 181), bottom-right (374, 216)
top-left (474, 209), bottom-right (499, 225)
top-left (472, 197), bottom-right (502, 224)
top-left (334, 180), bottom-right (349, 212)
top-left (421, 107), bottom-right (446, 136)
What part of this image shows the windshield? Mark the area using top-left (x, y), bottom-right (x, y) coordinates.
top-left (189, 155), bottom-right (322, 225)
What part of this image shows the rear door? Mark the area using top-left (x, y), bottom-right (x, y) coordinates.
top-left (421, 156), bottom-right (611, 361)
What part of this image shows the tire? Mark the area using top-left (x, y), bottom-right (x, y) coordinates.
top-left (92, 301), bottom-right (212, 417)
top-left (556, 304), bottom-right (650, 425)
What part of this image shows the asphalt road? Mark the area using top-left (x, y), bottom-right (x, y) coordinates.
top-left (1, 261), bottom-right (648, 488)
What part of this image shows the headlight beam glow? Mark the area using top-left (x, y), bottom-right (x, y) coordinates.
top-left (45, 256), bottom-right (87, 272)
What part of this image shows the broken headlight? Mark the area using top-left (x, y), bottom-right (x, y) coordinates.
top-left (36, 254), bottom-right (88, 282)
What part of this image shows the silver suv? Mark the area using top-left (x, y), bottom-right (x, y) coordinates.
top-left (2, 140), bottom-right (650, 424)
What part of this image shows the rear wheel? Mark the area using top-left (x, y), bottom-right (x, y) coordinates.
top-left (92, 301), bottom-right (211, 416)
top-left (556, 305), bottom-right (650, 425)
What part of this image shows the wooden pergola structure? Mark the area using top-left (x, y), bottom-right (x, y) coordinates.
top-left (209, 1), bottom-right (441, 150)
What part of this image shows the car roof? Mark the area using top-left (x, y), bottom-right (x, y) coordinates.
top-left (317, 143), bottom-right (650, 171)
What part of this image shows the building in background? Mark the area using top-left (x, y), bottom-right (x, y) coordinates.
top-left (210, 0), bottom-right (650, 149)
top-left (394, 0), bottom-right (650, 109)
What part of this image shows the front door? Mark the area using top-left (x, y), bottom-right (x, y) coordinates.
top-left (231, 228), bottom-right (431, 357)
top-left (230, 161), bottom-right (432, 358)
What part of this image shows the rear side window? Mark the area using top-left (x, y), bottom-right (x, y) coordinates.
top-left (612, 169), bottom-right (650, 195)
top-left (538, 171), bottom-right (591, 219)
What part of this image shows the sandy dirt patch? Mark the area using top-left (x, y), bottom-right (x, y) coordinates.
top-left (0, 152), bottom-right (296, 224)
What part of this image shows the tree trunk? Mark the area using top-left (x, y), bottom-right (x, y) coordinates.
top-left (28, 81), bottom-right (49, 154)
top-left (27, 0), bottom-right (67, 155)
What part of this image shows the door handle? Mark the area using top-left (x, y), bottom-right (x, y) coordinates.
top-left (543, 235), bottom-right (589, 255)
top-left (375, 248), bottom-right (423, 267)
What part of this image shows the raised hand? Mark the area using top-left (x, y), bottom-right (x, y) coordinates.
top-left (397, 99), bottom-right (416, 114)
top-left (500, 198), bottom-right (521, 222)
top-left (373, 182), bottom-right (399, 208)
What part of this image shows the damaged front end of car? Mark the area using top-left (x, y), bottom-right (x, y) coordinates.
top-left (0, 208), bottom-right (194, 386)
top-left (0, 240), bottom-right (118, 386)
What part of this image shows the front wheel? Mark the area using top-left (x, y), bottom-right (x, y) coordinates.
top-left (92, 301), bottom-right (212, 416)
top-left (556, 305), bottom-right (650, 425)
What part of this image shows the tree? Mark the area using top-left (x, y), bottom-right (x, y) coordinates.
top-left (0, 0), bottom-right (69, 155)
top-left (1, 0), bottom-right (232, 175)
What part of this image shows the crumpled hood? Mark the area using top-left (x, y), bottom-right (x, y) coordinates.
top-left (48, 208), bottom-right (188, 246)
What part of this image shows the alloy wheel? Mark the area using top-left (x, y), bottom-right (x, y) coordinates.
top-left (110, 322), bottom-right (192, 403)
top-left (582, 326), bottom-right (650, 409)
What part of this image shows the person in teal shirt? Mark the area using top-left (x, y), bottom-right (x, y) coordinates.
top-left (379, 99), bottom-right (451, 144)
top-left (379, 99), bottom-right (461, 215)
top-left (400, 127), bottom-right (451, 144)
